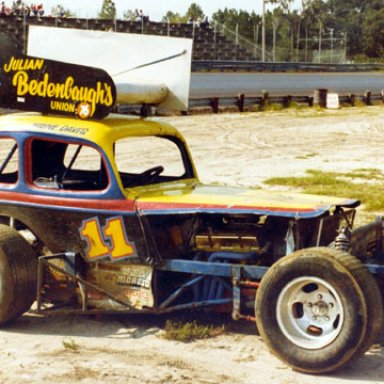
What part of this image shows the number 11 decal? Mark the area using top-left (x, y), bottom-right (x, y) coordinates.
top-left (79, 216), bottom-right (137, 261)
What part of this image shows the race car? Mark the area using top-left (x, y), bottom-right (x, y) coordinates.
top-left (0, 34), bottom-right (383, 375)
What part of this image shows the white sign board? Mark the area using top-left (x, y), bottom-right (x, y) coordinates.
top-left (27, 26), bottom-right (193, 111)
top-left (326, 93), bottom-right (340, 109)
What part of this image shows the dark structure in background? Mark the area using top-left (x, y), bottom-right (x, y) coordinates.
top-left (0, 15), bottom-right (254, 61)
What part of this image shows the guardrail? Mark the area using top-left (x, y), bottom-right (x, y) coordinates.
top-left (192, 61), bottom-right (384, 72)
top-left (188, 90), bottom-right (384, 113)
top-left (101, 90), bottom-right (384, 116)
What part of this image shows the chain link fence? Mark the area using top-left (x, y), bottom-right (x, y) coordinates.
top-left (213, 21), bottom-right (347, 63)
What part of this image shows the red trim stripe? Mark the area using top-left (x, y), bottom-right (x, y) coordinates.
top-left (0, 191), bottom-right (343, 215)
top-left (0, 190), bottom-right (136, 211)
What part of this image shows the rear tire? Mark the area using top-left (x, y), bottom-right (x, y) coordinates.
top-left (255, 247), bottom-right (383, 374)
top-left (0, 225), bottom-right (37, 325)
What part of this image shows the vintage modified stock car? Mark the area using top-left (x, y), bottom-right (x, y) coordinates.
top-left (0, 109), bottom-right (383, 374)
top-left (0, 45), bottom-right (383, 375)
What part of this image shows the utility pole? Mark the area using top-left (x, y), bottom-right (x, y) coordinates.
top-left (272, 16), bottom-right (279, 62)
top-left (262, 0), bottom-right (270, 62)
top-left (254, 22), bottom-right (259, 60)
top-left (296, 16), bottom-right (301, 62)
top-left (235, 23), bottom-right (239, 60)
top-left (318, 20), bottom-right (322, 64)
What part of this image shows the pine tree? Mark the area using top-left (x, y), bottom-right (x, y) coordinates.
top-left (99, 0), bottom-right (116, 20)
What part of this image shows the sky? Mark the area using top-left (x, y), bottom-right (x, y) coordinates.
top-left (32, 0), bottom-right (302, 21)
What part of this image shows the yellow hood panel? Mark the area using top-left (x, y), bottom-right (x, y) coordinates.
top-left (133, 182), bottom-right (359, 218)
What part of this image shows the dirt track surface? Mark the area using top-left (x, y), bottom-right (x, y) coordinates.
top-left (2, 107), bottom-right (384, 384)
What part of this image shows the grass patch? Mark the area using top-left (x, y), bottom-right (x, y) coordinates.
top-left (251, 103), bottom-right (281, 112)
top-left (265, 168), bottom-right (384, 212)
top-left (163, 319), bottom-right (225, 342)
top-left (62, 338), bottom-right (80, 352)
top-left (295, 152), bottom-right (318, 160)
top-left (342, 168), bottom-right (384, 180)
top-left (352, 99), bottom-right (368, 108)
top-left (286, 101), bottom-right (308, 110)
top-left (263, 103), bottom-right (285, 112)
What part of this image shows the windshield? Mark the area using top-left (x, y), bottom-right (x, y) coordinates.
top-left (114, 135), bottom-right (193, 188)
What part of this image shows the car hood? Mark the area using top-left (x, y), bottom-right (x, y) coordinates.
top-left (132, 181), bottom-right (359, 218)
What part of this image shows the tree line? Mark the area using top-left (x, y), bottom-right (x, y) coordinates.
top-left (96, 1), bottom-right (384, 61)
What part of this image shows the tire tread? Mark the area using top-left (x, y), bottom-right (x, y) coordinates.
top-left (0, 225), bottom-right (37, 325)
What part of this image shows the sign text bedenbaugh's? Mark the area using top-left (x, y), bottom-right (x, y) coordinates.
top-left (3, 57), bottom-right (114, 117)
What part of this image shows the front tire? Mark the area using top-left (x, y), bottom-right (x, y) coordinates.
top-left (0, 225), bottom-right (37, 325)
top-left (255, 247), bottom-right (383, 374)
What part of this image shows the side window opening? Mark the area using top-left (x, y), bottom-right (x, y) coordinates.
top-left (31, 139), bottom-right (108, 191)
top-left (62, 144), bottom-right (109, 190)
top-left (0, 138), bottom-right (18, 184)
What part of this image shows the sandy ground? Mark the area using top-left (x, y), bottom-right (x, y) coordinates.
top-left (2, 106), bottom-right (384, 383)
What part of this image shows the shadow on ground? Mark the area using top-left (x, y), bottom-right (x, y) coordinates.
top-left (1, 310), bottom-right (258, 339)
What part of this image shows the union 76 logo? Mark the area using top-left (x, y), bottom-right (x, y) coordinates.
top-left (79, 216), bottom-right (137, 261)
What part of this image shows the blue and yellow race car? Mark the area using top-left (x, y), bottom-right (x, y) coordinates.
top-left (0, 52), bottom-right (383, 375)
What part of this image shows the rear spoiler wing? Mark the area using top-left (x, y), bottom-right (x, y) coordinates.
top-left (0, 26), bottom-right (193, 120)
top-left (28, 26), bottom-right (193, 113)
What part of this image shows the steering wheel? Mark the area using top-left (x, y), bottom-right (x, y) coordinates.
top-left (138, 166), bottom-right (164, 184)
